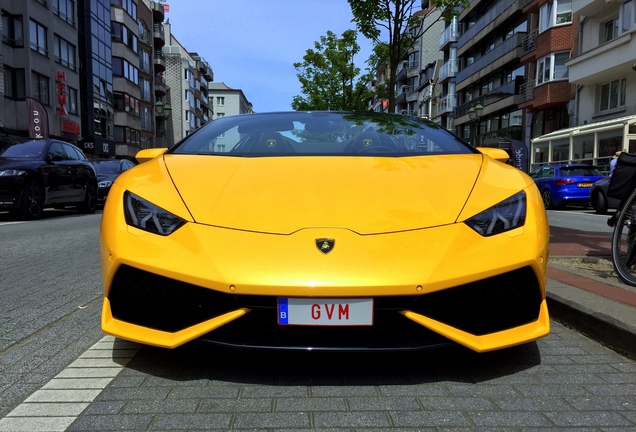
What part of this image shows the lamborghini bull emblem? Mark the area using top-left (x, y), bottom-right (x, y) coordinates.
top-left (363, 138), bottom-right (373, 148)
top-left (267, 139), bottom-right (277, 149)
top-left (316, 238), bottom-right (335, 254)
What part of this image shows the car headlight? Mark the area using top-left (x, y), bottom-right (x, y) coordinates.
top-left (123, 191), bottom-right (186, 236)
top-left (465, 191), bottom-right (526, 236)
top-left (0, 169), bottom-right (27, 176)
top-left (98, 180), bottom-right (113, 188)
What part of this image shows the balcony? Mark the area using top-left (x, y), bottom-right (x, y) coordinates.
top-left (438, 59), bottom-right (458, 82)
top-left (458, 0), bottom-right (521, 50)
top-left (567, 31), bottom-right (636, 85)
top-left (517, 79), bottom-right (535, 105)
top-left (153, 23), bottom-right (165, 48)
top-left (521, 30), bottom-right (537, 57)
top-left (154, 76), bottom-right (167, 97)
top-left (153, 50), bottom-right (166, 72)
top-left (438, 94), bottom-right (456, 113)
top-left (456, 33), bottom-right (525, 86)
top-left (440, 20), bottom-right (459, 50)
top-left (151, 1), bottom-right (165, 21)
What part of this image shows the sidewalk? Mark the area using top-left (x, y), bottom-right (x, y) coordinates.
top-left (548, 225), bottom-right (636, 360)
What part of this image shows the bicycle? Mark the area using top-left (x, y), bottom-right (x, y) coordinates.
top-left (609, 151), bottom-right (636, 286)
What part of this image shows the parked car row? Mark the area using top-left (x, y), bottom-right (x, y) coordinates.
top-left (529, 164), bottom-right (606, 211)
top-left (0, 138), bottom-right (135, 220)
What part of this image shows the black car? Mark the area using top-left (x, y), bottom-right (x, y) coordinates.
top-left (0, 138), bottom-right (98, 219)
top-left (93, 159), bottom-right (136, 207)
top-left (589, 176), bottom-right (621, 214)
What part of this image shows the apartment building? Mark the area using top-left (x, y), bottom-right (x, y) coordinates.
top-left (518, 0), bottom-right (575, 157)
top-left (531, 0), bottom-right (636, 171)
top-left (1, 0), bottom-right (83, 147)
top-left (207, 82), bottom-right (252, 119)
top-left (453, 0), bottom-right (527, 160)
top-left (1, 0), bottom-right (220, 157)
top-left (161, 20), bottom-right (213, 147)
top-left (395, 5), bottom-right (445, 119)
top-left (436, 15), bottom-right (459, 130)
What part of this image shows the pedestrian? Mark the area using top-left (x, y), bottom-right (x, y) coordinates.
top-left (609, 151), bottom-right (622, 176)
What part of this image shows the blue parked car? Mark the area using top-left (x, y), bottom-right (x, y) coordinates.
top-left (529, 164), bottom-right (604, 209)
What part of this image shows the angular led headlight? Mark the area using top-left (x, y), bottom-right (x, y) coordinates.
top-left (465, 191), bottom-right (526, 236)
top-left (98, 180), bottom-right (113, 188)
top-left (123, 191), bottom-right (186, 236)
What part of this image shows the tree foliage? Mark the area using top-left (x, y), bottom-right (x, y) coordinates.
top-left (348, 0), bottom-right (467, 112)
top-left (292, 30), bottom-right (374, 112)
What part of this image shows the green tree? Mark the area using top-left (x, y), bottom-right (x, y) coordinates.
top-left (292, 30), bottom-right (374, 111)
top-left (349, 0), bottom-right (467, 112)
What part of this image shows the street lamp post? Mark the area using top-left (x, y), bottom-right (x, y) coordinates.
top-left (155, 99), bottom-right (172, 147)
top-left (468, 103), bottom-right (483, 146)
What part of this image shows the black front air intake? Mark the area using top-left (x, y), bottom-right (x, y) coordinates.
top-left (108, 265), bottom-right (241, 332)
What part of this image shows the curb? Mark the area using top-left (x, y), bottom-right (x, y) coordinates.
top-left (547, 265), bottom-right (636, 361)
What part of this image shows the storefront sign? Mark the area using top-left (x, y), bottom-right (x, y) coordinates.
top-left (25, 98), bottom-right (49, 139)
top-left (61, 119), bottom-right (80, 137)
top-left (56, 72), bottom-right (68, 116)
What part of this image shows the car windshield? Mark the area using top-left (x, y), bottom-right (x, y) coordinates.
top-left (170, 112), bottom-right (476, 157)
top-left (0, 140), bottom-right (45, 158)
top-left (561, 167), bottom-right (603, 176)
top-left (94, 161), bottom-right (121, 174)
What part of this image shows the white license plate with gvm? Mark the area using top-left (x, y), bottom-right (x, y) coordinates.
top-left (278, 298), bottom-right (373, 326)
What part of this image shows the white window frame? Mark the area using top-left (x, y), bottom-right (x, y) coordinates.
top-left (536, 51), bottom-right (569, 85)
top-left (599, 78), bottom-right (626, 112)
top-left (539, 0), bottom-right (572, 33)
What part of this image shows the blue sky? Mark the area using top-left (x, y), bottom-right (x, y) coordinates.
top-left (162, 0), bottom-right (374, 113)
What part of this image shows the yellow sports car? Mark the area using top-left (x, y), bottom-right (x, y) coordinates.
top-left (100, 111), bottom-right (550, 352)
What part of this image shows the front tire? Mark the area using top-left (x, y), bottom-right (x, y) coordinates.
top-left (594, 192), bottom-right (608, 215)
top-left (79, 182), bottom-right (97, 214)
top-left (611, 188), bottom-right (636, 286)
top-left (19, 181), bottom-right (45, 220)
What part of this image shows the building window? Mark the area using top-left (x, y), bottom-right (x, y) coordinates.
top-left (622, 0), bottom-right (636, 32)
top-left (217, 97), bottom-right (225, 106)
top-left (539, 0), bottom-right (572, 32)
top-left (4, 67), bottom-right (26, 100)
top-left (114, 92), bottom-right (140, 116)
top-left (112, 57), bottom-right (139, 85)
top-left (110, 0), bottom-right (137, 20)
top-left (30, 20), bottom-right (47, 56)
top-left (53, 0), bottom-right (75, 26)
top-left (54, 36), bottom-right (76, 71)
top-left (68, 87), bottom-right (78, 115)
top-left (217, 113), bottom-right (225, 118)
top-left (32, 72), bottom-right (50, 105)
top-left (536, 51), bottom-right (569, 84)
top-left (599, 78), bottom-right (626, 112)
top-left (603, 17), bottom-right (620, 42)
top-left (2, 14), bottom-right (24, 47)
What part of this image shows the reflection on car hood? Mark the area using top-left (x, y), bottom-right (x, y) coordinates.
top-left (161, 154), bottom-right (495, 235)
top-left (0, 158), bottom-right (42, 170)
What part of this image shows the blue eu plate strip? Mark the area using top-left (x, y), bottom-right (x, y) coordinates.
top-left (278, 298), bottom-right (289, 325)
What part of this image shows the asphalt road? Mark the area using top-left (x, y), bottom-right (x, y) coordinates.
top-left (1, 209), bottom-right (635, 431)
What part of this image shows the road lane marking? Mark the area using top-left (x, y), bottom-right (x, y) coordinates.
top-left (0, 336), bottom-right (140, 432)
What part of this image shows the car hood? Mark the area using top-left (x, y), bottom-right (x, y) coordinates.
top-left (97, 173), bottom-right (118, 183)
top-left (0, 158), bottom-right (42, 170)
top-left (157, 154), bottom-right (521, 235)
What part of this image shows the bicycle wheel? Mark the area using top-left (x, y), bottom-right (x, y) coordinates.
top-left (611, 187), bottom-right (636, 286)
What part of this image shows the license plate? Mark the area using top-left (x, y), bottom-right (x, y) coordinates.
top-left (278, 298), bottom-right (373, 326)
top-left (578, 182), bottom-right (593, 188)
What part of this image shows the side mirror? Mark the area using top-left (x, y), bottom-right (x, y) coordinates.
top-left (476, 147), bottom-right (510, 163)
top-left (135, 148), bottom-right (168, 164)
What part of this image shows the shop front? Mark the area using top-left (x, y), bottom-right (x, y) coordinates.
top-left (531, 115), bottom-right (636, 174)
